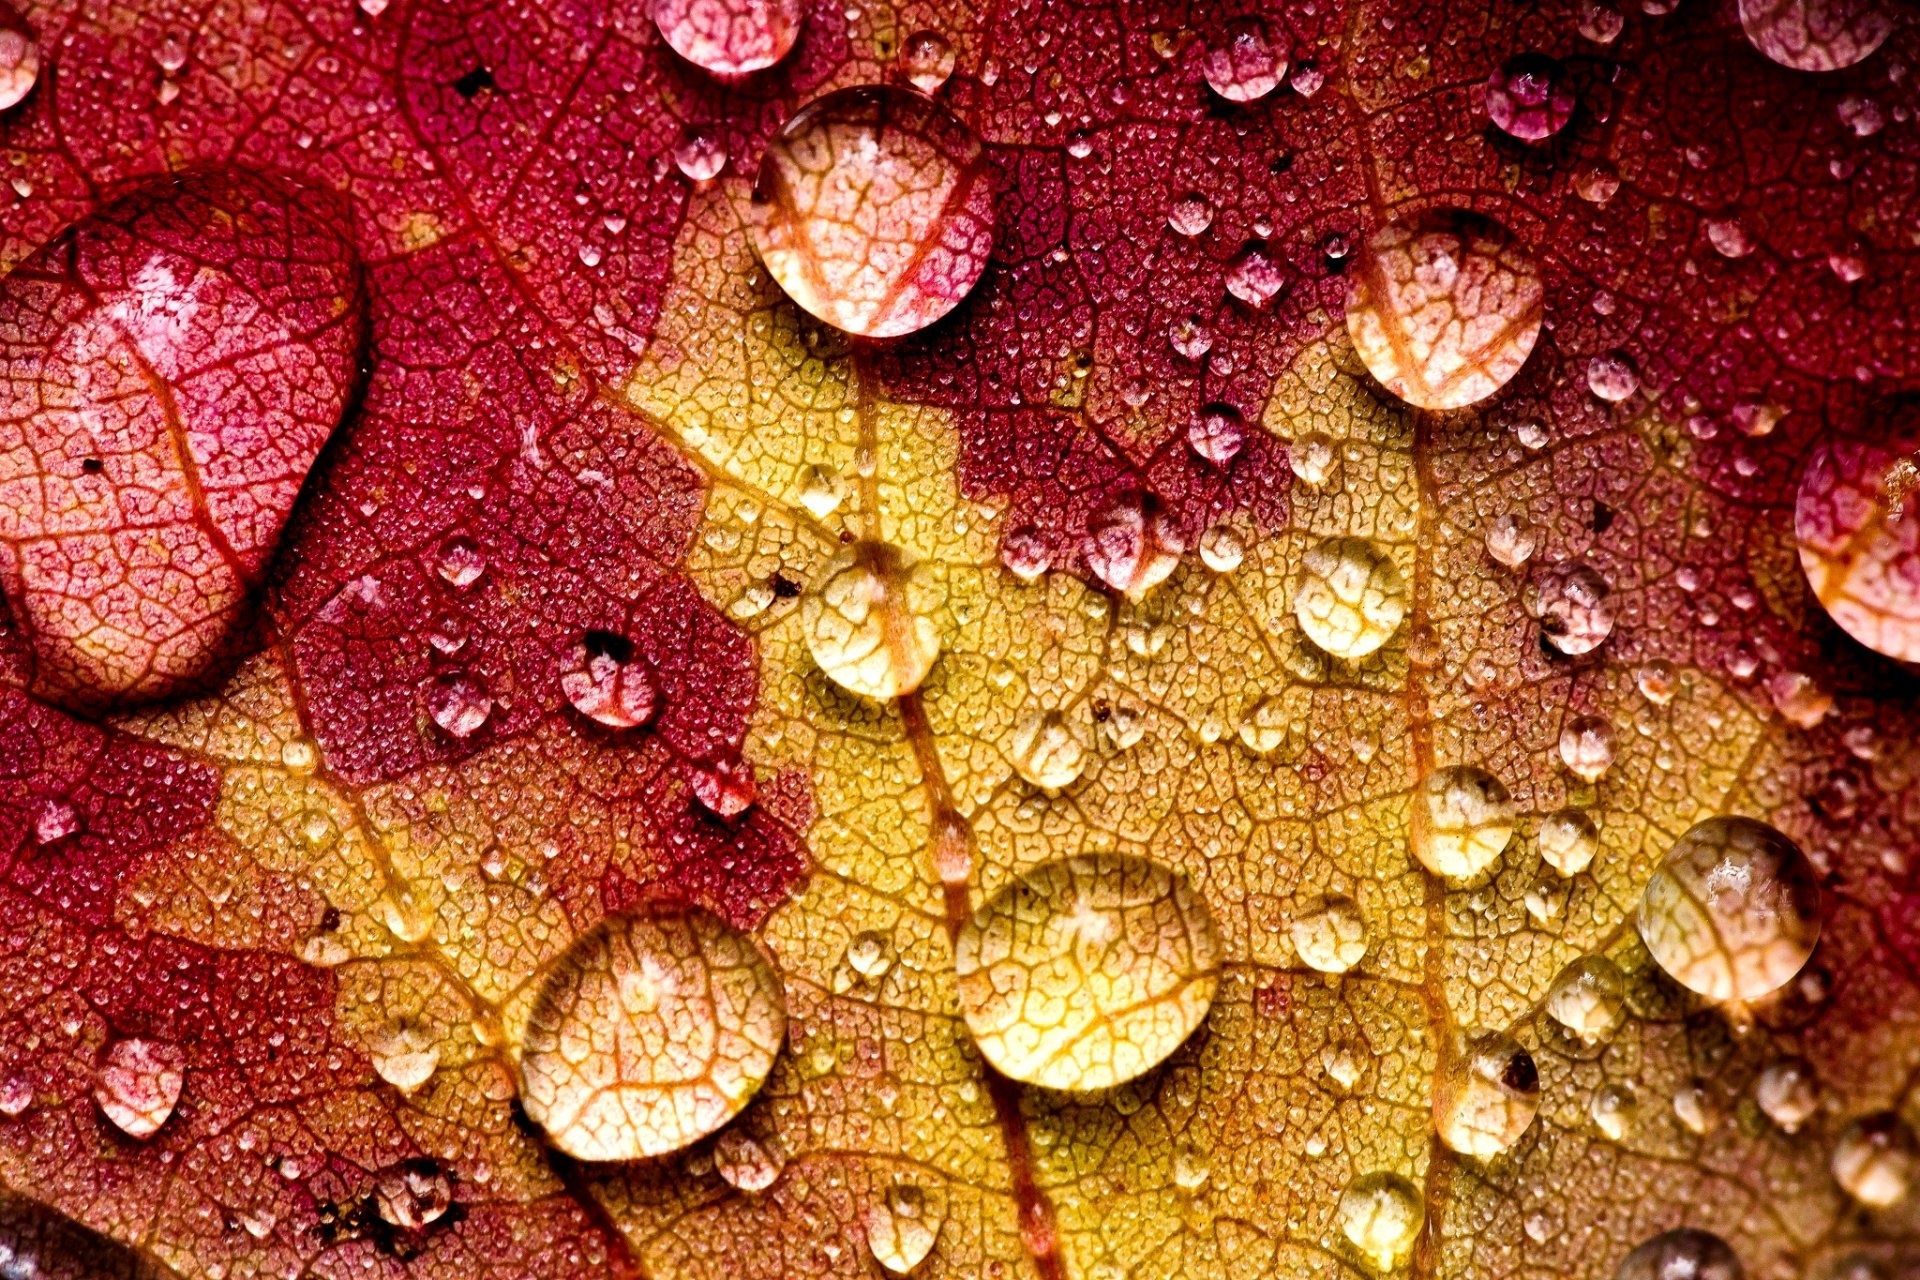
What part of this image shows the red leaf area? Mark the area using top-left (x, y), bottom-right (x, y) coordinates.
top-left (0, 0), bottom-right (1914, 1276)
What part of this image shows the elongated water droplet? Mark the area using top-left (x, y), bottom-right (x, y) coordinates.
top-left (519, 905), bottom-right (787, 1160)
top-left (94, 1038), bottom-right (184, 1139)
top-left (1833, 1113), bottom-right (1917, 1207)
top-left (802, 542), bottom-right (944, 701)
top-left (954, 853), bottom-right (1220, 1091)
top-left (1546, 956), bottom-right (1626, 1043)
top-left (1539, 807), bottom-right (1600, 876)
top-left (1292, 895), bottom-right (1368, 974)
top-left (654, 0), bottom-right (801, 74)
top-left (562, 630), bottom-right (659, 729)
top-left (866, 1180), bottom-right (946, 1275)
top-left (1337, 1171), bottom-right (1425, 1271)
top-left (1739, 0), bottom-right (1893, 72)
top-left (1638, 816), bottom-right (1822, 1003)
top-left (1434, 1030), bottom-right (1540, 1158)
top-left (1526, 561), bottom-right (1614, 655)
top-left (1346, 210), bottom-right (1544, 411)
top-left (1295, 536), bottom-right (1407, 660)
top-left (1487, 53), bottom-right (1575, 141)
top-left (1617, 1231), bottom-right (1742, 1280)
top-left (1755, 1057), bottom-right (1820, 1133)
top-left (1202, 17), bottom-right (1286, 102)
top-left (1414, 765), bottom-right (1515, 880)
top-left (751, 87), bottom-right (994, 338)
top-left (0, 17), bottom-right (38, 112)
top-left (1795, 407), bottom-right (1920, 663)
top-left (1559, 714), bottom-right (1616, 783)
top-left (899, 29), bottom-right (955, 93)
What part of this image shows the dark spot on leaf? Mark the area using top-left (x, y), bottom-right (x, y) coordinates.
top-left (319, 905), bottom-right (341, 932)
top-left (581, 628), bottom-right (633, 662)
top-left (1503, 1048), bottom-right (1539, 1094)
top-left (80, 457), bottom-right (103, 474)
top-left (1591, 500), bottom-right (1615, 533)
top-left (771, 571), bottom-right (801, 599)
top-left (453, 66), bottom-right (494, 99)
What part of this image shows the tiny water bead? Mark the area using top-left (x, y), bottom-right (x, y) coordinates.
top-left (1008, 707), bottom-right (1091, 791)
top-left (1414, 765), bottom-right (1516, 881)
top-left (1637, 816), bottom-right (1822, 1003)
top-left (562, 630), bottom-right (659, 729)
top-left (802, 541), bottom-right (944, 701)
top-left (1294, 536), bottom-right (1408, 660)
top-left (1434, 1030), bottom-right (1540, 1158)
top-left (1616, 1230), bottom-right (1743, 1280)
top-left (1291, 895), bottom-right (1369, 974)
top-left (1189, 403), bottom-right (1247, 465)
top-left (0, 13), bottom-right (37, 112)
top-left (1738, 0), bottom-right (1893, 73)
top-left (1558, 714), bottom-right (1616, 783)
top-left (652, 0), bottom-right (801, 75)
top-left (1346, 210), bottom-right (1544, 411)
top-left (1526, 561), bottom-right (1615, 656)
top-left (1486, 53), bottom-right (1576, 142)
top-left (1586, 350), bottom-right (1640, 402)
top-left (750, 86), bottom-right (995, 339)
top-left (1545, 956), bottom-right (1626, 1043)
top-left (1755, 1057), bottom-right (1820, 1133)
top-left (953, 853), bottom-right (1220, 1091)
top-left (426, 671), bottom-right (493, 738)
top-left (1337, 1171), bottom-right (1425, 1271)
top-left (94, 1038), bottom-right (183, 1139)
top-left (518, 904), bottom-right (788, 1161)
top-left (1539, 807), bottom-right (1600, 875)
top-left (1168, 191), bottom-right (1214, 237)
top-left (1794, 409), bottom-right (1920, 663)
top-left (865, 1181), bottom-right (947, 1275)
top-left (1201, 16), bottom-right (1287, 103)
top-left (1832, 1112), bottom-right (1918, 1207)
top-left (899, 29), bottom-right (956, 94)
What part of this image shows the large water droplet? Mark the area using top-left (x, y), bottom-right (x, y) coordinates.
top-left (1295, 536), bottom-right (1407, 660)
top-left (1526, 561), bottom-right (1615, 655)
top-left (1559, 714), bottom-right (1616, 782)
top-left (751, 87), bottom-right (994, 338)
top-left (1794, 407), bottom-right (1920, 663)
top-left (1202, 17), bottom-right (1287, 102)
top-left (1086, 492), bottom-right (1185, 599)
top-left (1638, 816), bottom-right (1822, 1003)
top-left (1738, 0), bottom-right (1893, 72)
top-left (1486, 53), bottom-right (1575, 141)
top-left (1414, 765), bottom-right (1515, 880)
top-left (653, 0), bottom-right (801, 74)
top-left (519, 904), bottom-right (787, 1160)
top-left (802, 542), bottom-right (944, 701)
top-left (954, 853), bottom-right (1220, 1091)
top-left (1337, 1171), bottom-right (1425, 1271)
top-left (1832, 1112), bottom-right (1917, 1207)
top-left (1755, 1057), bottom-right (1820, 1133)
top-left (0, 15), bottom-right (38, 112)
top-left (1291, 895), bottom-right (1369, 974)
top-left (1617, 1231), bottom-right (1742, 1280)
top-left (94, 1037), bottom-right (183, 1139)
top-left (899, 29), bottom-right (955, 93)
top-left (1546, 956), bottom-right (1626, 1043)
top-left (1346, 210), bottom-right (1544, 411)
top-left (562, 630), bottom-right (659, 729)
top-left (1433, 1030), bottom-right (1540, 1158)
top-left (1189, 403), bottom-right (1247, 465)
top-left (1539, 807), bottom-right (1600, 876)
top-left (866, 1180), bottom-right (947, 1275)
top-left (369, 1019), bottom-right (441, 1094)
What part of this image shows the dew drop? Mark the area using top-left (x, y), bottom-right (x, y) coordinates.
top-left (1291, 61), bottom-right (1326, 96)
top-left (1237, 692), bottom-right (1304, 757)
top-left (1337, 1171), bottom-right (1425, 1272)
top-left (1086, 492), bottom-right (1185, 600)
top-left (1433, 1030), bottom-right (1540, 1158)
top-left (1617, 1230), bottom-right (1742, 1280)
top-left (562, 630), bottom-right (659, 729)
top-left (1575, 161), bottom-right (1622, 205)
top-left (426, 671), bottom-right (492, 738)
top-left (1705, 216), bottom-right (1754, 259)
top-left (715, 1128), bottom-right (787, 1192)
top-left (751, 87), bottom-right (994, 339)
top-left (1586, 351), bottom-right (1640, 402)
top-left (653, 0), bottom-right (801, 74)
top-left (520, 904), bottom-right (787, 1160)
top-left (1290, 431), bottom-right (1336, 486)
top-left (690, 757), bottom-right (756, 818)
top-left (1578, 2), bottom-right (1626, 43)
top-left (1832, 1112), bottom-right (1917, 1207)
top-left (1291, 895), bottom-right (1368, 974)
top-left (845, 929), bottom-right (895, 980)
top-left (1546, 956), bottom-right (1626, 1043)
top-left (954, 853), bottom-right (1220, 1091)
top-left (1590, 1082), bottom-right (1639, 1141)
top-left (1486, 53), bottom-right (1576, 142)
top-left (1755, 1057), bottom-right (1820, 1133)
top-left (1673, 1082), bottom-right (1712, 1134)
top-left (866, 1180), bottom-right (946, 1275)
top-left (1526, 561), bottom-right (1615, 655)
top-left (1168, 192), bottom-right (1214, 237)
top-left (358, 0), bottom-right (390, 15)
top-left (1225, 240), bottom-right (1286, 309)
top-left (1189, 403), bottom-right (1247, 465)
top-left (1009, 707), bottom-right (1092, 791)
top-left (1738, 0), bottom-right (1893, 73)
top-left (94, 1037), bottom-right (183, 1139)
top-left (1838, 94), bottom-right (1885, 136)
top-left (1171, 1142), bottom-right (1211, 1191)
top-left (1000, 525), bottom-right (1051, 582)
top-left (0, 19), bottom-right (39, 112)
top-left (1558, 714), bottom-right (1616, 783)
top-left (1486, 513), bottom-right (1537, 568)
top-left (0, 1076), bottom-right (30, 1117)
top-left (798, 463), bottom-right (844, 519)
top-left (673, 127), bottom-right (727, 181)
top-left (1637, 659), bottom-right (1679, 704)
top-left (899, 29), bottom-right (955, 93)
top-left (802, 541), bottom-right (944, 701)
top-left (1538, 807), bottom-right (1600, 876)
top-left (1794, 407), bottom-right (1920, 663)
top-left (1637, 816), bottom-right (1822, 1002)
top-left (1169, 315), bottom-right (1213, 360)
top-left (1323, 1040), bottom-right (1363, 1091)
top-left (1294, 536), bottom-right (1407, 660)
top-left (154, 29), bottom-right (189, 74)
top-left (1346, 210), bottom-right (1544, 411)
top-left (435, 534), bottom-right (485, 588)
top-left (369, 1020), bottom-right (441, 1094)
top-left (1413, 765), bottom-right (1515, 881)
top-left (32, 798), bottom-right (78, 845)
top-left (1202, 17), bottom-right (1287, 103)
top-left (375, 1161), bottom-right (452, 1229)
top-left (1768, 671), bottom-right (1832, 729)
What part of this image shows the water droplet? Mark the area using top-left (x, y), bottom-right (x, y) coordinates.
top-left (845, 929), bottom-right (894, 979)
top-left (1168, 192), bottom-right (1214, 237)
top-left (1794, 408), bottom-right (1920, 663)
top-left (1525, 874), bottom-right (1570, 925)
top-left (1828, 243), bottom-right (1869, 282)
top-left (1433, 1030), bottom-right (1540, 1158)
top-left (1086, 492), bottom-right (1185, 600)
top-left (1672, 1081), bottom-right (1712, 1134)
top-left (1705, 216), bottom-right (1754, 259)
top-left (900, 29), bottom-right (955, 93)
top-left (154, 30), bottom-right (189, 74)
top-left (1637, 659), bottom-right (1678, 704)
top-left (1832, 1112), bottom-right (1917, 1207)
top-left (0, 21), bottom-right (39, 112)
top-left (426, 671), bottom-right (493, 738)
top-left (1414, 765), bottom-right (1515, 880)
top-left (369, 1020), bottom-right (441, 1094)
top-left (520, 905), bottom-right (787, 1160)
top-left (714, 1128), bottom-right (787, 1192)
top-left (1225, 239), bottom-right (1286, 309)
top-left (1638, 816), bottom-right (1822, 1002)
top-left (1000, 525), bottom-right (1051, 582)
top-left (865, 1180), bottom-right (946, 1275)
top-left (690, 757), bottom-right (756, 818)
top-left (1171, 1142), bottom-right (1211, 1191)
top-left (802, 542), bottom-right (944, 701)
top-left (435, 534), bottom-right (485, 588)
top-left (375, 1161), bottom-right (452, 1229)
top-left (1617, 1231), bottom-right (1742, 1280)
top-left (751, 87), bottom-right (994, 338)
top-left (1590, 1082), bottom-right (1639, 1141)
top-left (562, 630), bottom-right (659, 729)
top-left (653, 0), bottom-right (801, 73)
top-left (578, 241), bottom-right (604, 268)
top-left (94, 1038), bottom-right (183, 1139)
top-left (1558, 714), bottom-right (1616, 783)
top-left (1768, 671), bottom-right (1832, 728)
top-left (798, 463), bottom-right (844, 519)
top-left (1546, 956), bottom-right (1626, 1043)
top-left (1486, 53), bottom-right (1576, 141)
top-left (1514, 420), bottom-right (1549, 450)
top-left (1169, 315), bottom-right (1213, 360)
top-left (1009, 708), bottom-right (1092, 791)
top-left (1202, 16), bottom-right (1287, 103)
top-left (1291, 61), bottom-right (1326, 96)
top-left (1738, 0), bottom-right (1893, 73)
top-left (1526, 561), bottom-right (1614, 655)
top-left (1188, 403), bottom-right (1247, 465)
top-left (0, 1076), bottom-right (30, 1117)
top-left (358, 0), bottom-right (390, 16)
top-left (1337, 1171), bottom-right (1425, 1271)
top-left (1197, 524), bottom-right (1244, 574)
top-left (1755, 1057), bottom-right (1820, 1133)
top-left (1486, 513), bottom-right (1537, 568)
top-left (1290, 431), bottom-right (1336, 486)
top-left (1578, 2), bottom-right (1626, 43)
top-left (32, 798), bottom-right (78, 845)
top-left (1346, 210), bottom-right (1544, 411)
top-left (1586, 351), bottom-right (1640, 402)
top-left (1539, 807), bottom-right (1600, 876)
top-left (1291, 896), bottom-right (1368, 974)
top-left (954, 853), bottom-right (1220, 1091)
top-left (1294, 536), bottom-right (1407, 660)
top-left (1323, 1040), bottom-right (1363, 1090)
top-left (674, 127), bottom-right (727, 181)
top-left (1838, 94), bottom-right (1886, 136)
top-left (1575, 161), bottom-right (1621, 205)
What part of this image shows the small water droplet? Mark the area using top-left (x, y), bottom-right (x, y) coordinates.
top-left (154, 30), bottom-right (190, 74)
top-left (1433, 1029), bottom-right (1540, 1158)
top-left (1637, 659), bottom-right (1678, 704)
top-left (32, 797), bottom-right (79, 845)
top-left (845, 928), bottom-right (895, 979)
top-left (1337, 1171), bottom-right (1425, 1271)
top-left (1539, 807), bottom-right (1600, 876)
top-left (435, 534), bottom-right (485, 588)
top-left (1188, 403), bottom-right (1246, 465)
top-left (1558, 714), bottom-right (1616, 782)
top-left (1295, 536), bottom-right (1407, 660)
top-left (1705, 216), bottom-right (1754, 259)
top-left (562, 630), bottom-right (659, 729)
top-left (1526, 561), bottom-right (1615, 655)
top-left (1167, 191), bottom-right (1214, 238)
top-left (426, 671), bottom-right (492, 738)
top-left (1486, 513), bottom-right (1537, 568)
top-left (94, 1037), bottom-right (184, 1139)
top-left (1546, 956), bottom-right (1626, 1043)
top-left (1578, 3), bottom-right (1625, 44)
top-left (1225, 239), bottom-right (1286, 308)
top-left (1587, 351), bottom-right (1640, 402)
top-left (0, 1076), bottom-right (30, 1117)
top-left (674, 127), bottom-right (727, 181)
top-left (1202, 16), bottom-right (1287, 103)
top-left (1291, 896), bottom-right (1368, 974)
top-left (1575, 161), bottom-right (1621, 204)
top-left (715, 1128), bottom-right (787, 1192)
top-left (1290, 61), bottom-right (1326, 97)
top-left (865, 1180), bottom-right (946, 1275)
top-left (802, 541), bottom-right (944, 701)
top-left (1486, 53), bottom-right (1576, 141)
top-left (1085, 492), bottom-right (1185, 600)
top-left (1000, 525), bottom-right (1052, 583)
top-left (1290, 431), bottom-right (1336, 486)
top-left (375, 1161), bottom-right (452, 1228)
top-left (899, 29), bottom-right (955, 93)
top-left (1590, 1082), bottom-right (1639, 1141)
top-left (1009, 708), bottom-right (1091, 791)
top-left (1832, 1112), bottom-right (1917, 1207)
top-left (1414, 765), bottom-right (1515, 880)
top-left (1755, 1057), bottom-right (1820, 1133)
top-left (1169, 315), bottom-right (1213, 360)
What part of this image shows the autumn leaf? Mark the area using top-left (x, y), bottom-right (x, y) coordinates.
top-left (1, 3), bottom-right (1919, 1280)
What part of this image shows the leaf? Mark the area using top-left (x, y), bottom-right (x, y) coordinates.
top-left (0, 4), bottom-right (1918, 1280)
